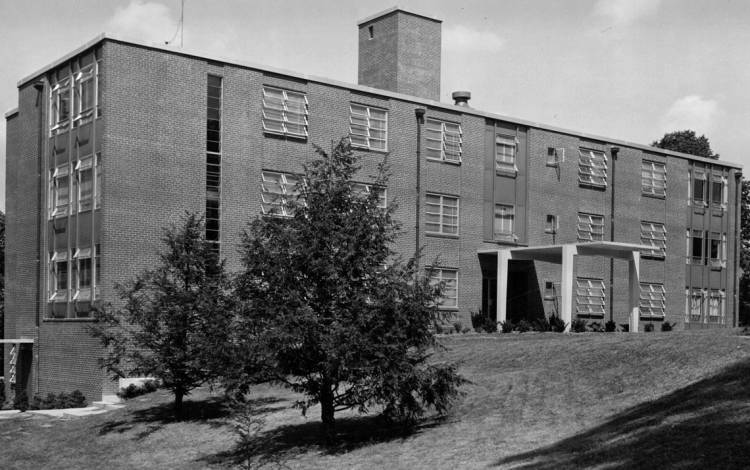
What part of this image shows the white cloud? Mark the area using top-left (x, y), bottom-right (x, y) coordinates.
top-left (105, 1), bottom-right (177, 45)
top-left (593, 0), bottom-right (661, 25)
top-left (443, 25), bottom-right (504, 53)
top-left (660, 95), bottom-right (720, 135)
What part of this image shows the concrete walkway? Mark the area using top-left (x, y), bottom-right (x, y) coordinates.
top-left (0, 403), bottom-right (124, 420)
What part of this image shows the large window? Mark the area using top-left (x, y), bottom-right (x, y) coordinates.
top-left (708, 290), bottom-right (725, 324)
top-left (640, 221), bottom-right (666, 258)
top-left (428, 268), bottom-right (458, 308)
top-left (206, 75), bottom-right (222, 246)
top-left (261, 171), bottom-right (301, 217)
top-left (576, 278), bottom-right (605, 316)
top-left (73, 64), bottom-right (96, 126)
top-left (76, 158), bottom-right (94, 212)
top-left (639, 283), bottom-right (666, 318)
top-left (711, 175), bottom-right (727, 209)
top-left (495, 135), bottom-right (516, 174)
top-left (578, 149), bottom-right (607, 187)
top-left (425, 119), bottom-right (462, 163)
top-left (692, 170), bottom-right (706, 205)
top-left (689, 229), bottom-right (704, 264)
top-left (708, 232), bottom-right (726, 269)
top-left (50, 165), bottom-right (70, 218)
top-left (686, 289), bottom-right (703, 323)
top-left (641, 160), bottom-right (666, 197)
top-left (50, 79), bottom-right (71, 133)
top-left (425, 193), bottom-right (459, 235)
top-left (349, 104), bottom-right (387, 151)
top-left (262, 87), bottom-right (309, 138)
top-left (577, 213), bottom-right (604, 242)
top-left (73, 248), bottom-right (92, 302)
top-left (49, 251), bottom-right (69, 302)
top-left (351, 182), bottom-right (387, 209)
top-left (493, 204), bottom-right (514, 239)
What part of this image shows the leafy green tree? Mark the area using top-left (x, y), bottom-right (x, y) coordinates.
top-left (231, 139), bottom-right (464, 441)
top-left (652, 130), bottom-right (719, 159)
top-left (91, 213), bottom-right (234, 418)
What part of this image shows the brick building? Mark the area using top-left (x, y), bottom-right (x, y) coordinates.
top-left (3, 7), bottom-right (742, 402)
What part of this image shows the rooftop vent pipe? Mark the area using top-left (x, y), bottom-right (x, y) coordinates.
top-left (452, 91), bottom-right (471, 107)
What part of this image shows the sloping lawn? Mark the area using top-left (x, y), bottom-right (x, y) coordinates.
top-left (2, 329), bottom-right (750, 469)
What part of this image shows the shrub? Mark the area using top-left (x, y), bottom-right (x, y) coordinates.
top-left (588, 322), bottom-right (604, 333)
top-left (461, 327), bottom-right (471, 334)
top-left (500, 321), bottom-right (514, 333)
top-left (453, 321), bottom-right (462, 334)
top-left (516, 320), bottom-right (532, 333)
top-left (571, 318), bottom-right (587, 333)
top-left (533, 317), bottom-right (551, 332)
top-left (620, 324), bottom-right (629, 333)
top-left (29, 391), bottom-right (88, 409)
top-left (434, 323), bottom-right (444, 334)
top-left (661, 322), bottom-right (675, 332)
top-left (644, 323), bottom-right (654, 332)
top-left (549, 314), bottom-right (567, 333)
top-left (471, 310), bottom-right (497, 333)
top-left (13, 390), bottom-right (29, 412)
top-left (605, 320), bottom-right (617, 332)
top-left (117, 380), bottom-right (160, 400)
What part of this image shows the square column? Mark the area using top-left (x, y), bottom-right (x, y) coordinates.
top-left (628, 251), bottom-right (640, 333)
top-left (560, 244), bottom-right (577, 332)
top-left (496, 249), bottom-right (511, 327)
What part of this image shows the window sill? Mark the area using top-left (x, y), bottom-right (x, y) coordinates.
top-left (426, 157), bottom-right (462, 166)
top-left (263, 130), bottom-right (308, 141)
top-left (436, 306), bottom-right (459, 312)
top-left (575, 313), bottom-right (605, 319)
top-left (351, 144), bottom-right (388, 154)
top-left (43, 317), bottom-right (95, 322)
top-left (578, 182), bottom-right (607, 191)
top-left (642, 192), bottom-right (666, 200)
top-left (495, 168), bottom-right (517, 178)
top-left (425, 232), bottom-right (459, 240)
top-left (485, 238), bottom-right (523, 246)
top-left (641, 254), bottom-right (665, 261)
top-left (639, 316), bottom-right (665, 321)
top-left (544, 229), bottom-right (557, 235)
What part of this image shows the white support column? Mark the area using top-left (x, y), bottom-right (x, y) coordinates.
top-left (560, 244), bottom-right (577, 332)
top-left (628, 250), bottom-right (641, 333)
top-left (497, 249), bottom-right (510, 327)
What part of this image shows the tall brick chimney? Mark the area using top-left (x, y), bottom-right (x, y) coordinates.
top-left (357, 7), bottom-right (442, 101)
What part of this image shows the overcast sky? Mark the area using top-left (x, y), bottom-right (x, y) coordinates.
top-left (2, 0), bottom-right (749, 211)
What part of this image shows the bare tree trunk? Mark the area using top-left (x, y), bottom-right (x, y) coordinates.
top-left (174, 387), bottom-right (184, 420)
top-left (320, 377), bottom-right (335, 444)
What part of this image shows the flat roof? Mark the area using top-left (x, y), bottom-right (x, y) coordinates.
top-left (12, 34), bottom-right (741, 170)
top-left (479, 242), bottom-right (656, 263)
top-left (4, 108), bottom-right (18, 119)
top-left (357, 6), bottom-right (442, 26)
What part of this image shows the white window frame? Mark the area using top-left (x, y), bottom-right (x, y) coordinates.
top-left (546, 147), bottom-right (564, 167)
top-left (641, 160), bottom-right (666, 197)
top-left (425, 193), bottom-right (459, 236)
top-left (75, 157), bottom-right (94, 213)
top-left (50, 164), bottom-right (71, 218)
top-left (575, 278), bottom-right (605, 316)
top-left (708, 232), bottom-right (727, 269)
top-left (73, 248), bottom-right (93, 301)
top-left (425, 119), bottom-right (462, 163)
top-left (576, 212), bottom-right (604, 242)
top-left (545, 214), bottom-right (559, 234)
top-left (639, 283), bottom-right (666, 318)
top-left (640, 221), bottom-right (667, 259)
top-left (260, 171), bottom-right (302, 217)
top-left (349, 104), bottom-right (387, 151)
top-left (692, 169), bottom-right (707, 205)
top-left (688, 229), bottom-right (704, 265)
top-left (73, 63), bottom-right (97, 126)
top-left (262, 86), bottom-right (309, 138)
top-left (493, 204), bottom-right (515, 239)
top-left (350, 182), bottom-right (387, 209)
top-left (685, 288), bottom-right (704, 323)
top-left (428, 267), bottom-right (458, 309)
top-left (50, 78), bottom-right (71, 135)
top-left (578, 148), bottom-right (608, 188)
top-left (710, 175), bottom-right (728, 211)
top-left (49, 251), bottom-right (69, 302)
top-left (707, 290), bottom-right (725, 324)
top-left (495, 135), bottom-right (517, 174)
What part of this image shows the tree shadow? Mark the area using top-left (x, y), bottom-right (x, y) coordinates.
top-left (201, 412), bottom-right (449, 468)
top-left (494, 358), bottom-right (750, 469)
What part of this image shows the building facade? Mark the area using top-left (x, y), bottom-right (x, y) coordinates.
top-left (4, 7), bottom-right (742, 402)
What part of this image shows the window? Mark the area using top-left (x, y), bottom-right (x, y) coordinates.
top-left (425, 193), bottom-right (459, 235)
top-left (576, 278), bottom-right (605, 316)
top-left (262, 87), bottom-right (309, 138)
top-left (686, 289), bottom-right (703, 323)
top-left (641, 160), bottom-right (666, 197)
top-left (73, 248), bottom-right (92, 302)
top-left (261, 171), bottom-right (301, 217)
top-left (495, 136), bottom-right (516, 174)
top-left (689, 229), bottom-right (704, 264)
top-left (708, 232), bottom-right (726, 269)
top-left (50, 165), bottom-right (70, 217)
top-left (577, 213), bottom-right (604, 242)
top-left (692, 170), bottom-right (706, 205)
top-left (76, 158), bottom-right (94, 212)
top-left (708, 290), bottom-right (725, 324)
top-left (351, 182), bottom-right (387, 209)
top-left (74, 64), bottom-right (96, 125)
top-left (49, 251), bottom-right (69, 301)
top-left (50, 79), bottom-right (71, 133)
top-left (349, 104), bottom-right (387, 151)
top-left (207, 75), bottom-right (222, 246)
top-left (640, 221), bottom-right (666, 258)
top-left (545, 214), bottom-right (558, 234)
top-left (639, 283), bottom-right (666, 318)
top-left (547, 147), bottom-right (564, 167)
top-left (578, 148), bottom-right (607, 187)
top-left (429, 268), bottom-right (458, 308)
top-left (543, 281), bottom-right (557, 300)
top-left (425, 119), bottom-right (462, 163)
top-left (711, 176), bottom-right (727, 209)
top-left (493, 204), bottom-right (514, 239)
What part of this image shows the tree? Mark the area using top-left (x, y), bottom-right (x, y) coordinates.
top-left (231, 139), bottom-right (465, 441)
top-left (740, 181), bottom-right (750, 326)
top-left (91, 213), bottom-right (234, 418)
top-left (652, 130), bottom-right (719, 159)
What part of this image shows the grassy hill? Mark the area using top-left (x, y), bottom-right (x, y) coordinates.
top-left (2, 329), bottom-right (750, 469)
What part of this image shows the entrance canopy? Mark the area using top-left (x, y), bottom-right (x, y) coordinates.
top-left (478, 242), bottom-right (655, 332)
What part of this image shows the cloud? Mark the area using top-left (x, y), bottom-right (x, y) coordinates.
top-left (660, 95), bottom-right (719, 134)
top-left (593, 0), bottom-right (661, 25)
top-left (104, 1), bottom-right (178, 45)
top-left (443, 25), bottom-right (504, 53)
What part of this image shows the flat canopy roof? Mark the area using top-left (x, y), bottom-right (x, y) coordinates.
top-left (0, 338), bottom-right (34, 344)
top-left (478, 242), bottom-right (655, 263)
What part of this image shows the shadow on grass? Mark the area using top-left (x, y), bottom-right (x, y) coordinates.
top-left (494, 358), bottom-right (750, 469)
top-left (201, 412), bottom-right (447, 468)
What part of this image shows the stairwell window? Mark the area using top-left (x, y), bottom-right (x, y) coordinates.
top-left (641, 160), bottom-right (666, 197)
top-left (428, 268), bottom-right (458, 309)
top-left (425, 193), bottom-right (459, 235)
top-left (576, 278), bottom-right (605, 316)
top-left (493, 204), bottom-right (515, 240)
top-left (425, 119), bottom-right (462, 163)
top-left (576, 213), bottom-right (604, 242)
top-left (495, 136), bottom-right (517, 175)
top-left (349, 104), bottom-right (387, 151)
top-left (261, 171), bottom-right (302, 217)
top-left (639, 283), bottom-right (666, 318)
top-left (578, 148), bottom-right (607, 188)
top-left (640, 221), bottom-right (666, 259)
top-left (262, 87), bottom-right (309, 138)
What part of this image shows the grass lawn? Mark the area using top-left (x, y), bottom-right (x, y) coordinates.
top-left (2, 329), bottom-right (750, 469)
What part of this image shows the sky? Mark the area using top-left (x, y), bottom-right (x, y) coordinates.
top-left (1, 0), bottom-right (750, 211)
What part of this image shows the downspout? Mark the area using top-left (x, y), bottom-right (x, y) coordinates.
top-left (734, 173), bottom-right (742, 326)
top-left (414, 108), bottom-right (425, 274)
top-left (609, 146), bottom-right (619, 324)
top-left (33, 79), bottom-right (46, 396)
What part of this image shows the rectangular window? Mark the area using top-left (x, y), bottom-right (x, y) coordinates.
top-left (351, 182), bottom-right (387, 209)
top-left (425, 193), bottom-right (459, 235)
top-left (349, 104), bottom-right (387, 151)
top-left (711, 176), bottom-right (727, 209)
top-left (640, 221), bottom-right (667, 258)
top-left (690, 229), bottom-right (704, 264)
top-left (261, 171), bottom-right (301, 217)
top-left (493, 204), bottom-right (514, 238)
top-left (707, 232), bottom-right (726, 269)
top-left (74, 64), bottom-right (96, 125)
top-left (576, 278), bottom-right (605, 316)
top-left (708, 290), bottom-right (725, 324)
top-left (73, 248), bottom-right (93, 303)
top-left (546, 147), bottom-right (564, 167)
top-left (262, 86), bottom-right (309, 138)
top-left (76, 158), bottom-right (94, 212)
top-left (49, 251), bottom-right (69, 302)
top-left (686, 289), bottom-right (703, 323)
top-left (50, 165), bottom-right (70, 217)
top-left (639, 283), bottom-right (666, 318)
top-left (425, 119), bottom-right (462, 163)
top-left (543, 281), bottom-right (557, 300)
top-left (495, 136), bottom-right (516, 174)
top-left (50, 79), bottom-right (71, 133)
top-left (429, 268), bottom-right (458, 309)
top-left (578, 148), bottom-right (607, 187)
top-left (206, 75), bottom-right (222, 246)
top-left (693, 170), bottom-right (706, 204)
top-left (577, 213), bottom-right (604, 242)
top-left (641, 160), bottom-right (666, 197)
top-left (545, 214), bottom-right (558, 234)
